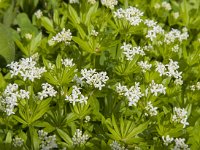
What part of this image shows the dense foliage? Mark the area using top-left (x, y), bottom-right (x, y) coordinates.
top-left (0, 0), bottom-right (200, 149)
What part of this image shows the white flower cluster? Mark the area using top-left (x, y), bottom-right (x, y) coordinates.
top-left (61, 58), bottom-right (75, 67)
top-left (49, 28), bottom-right (72, 45)
top-left (190, 82), bottom-right (200, 91)
top-left (172, 44), bottom-right (179, 52)
top-left (110, 141), bottom-right (128, 150)
top-left (145, 102), bottom-right (158, 116)
top-left (149, 80), bottom-right (166, 96)
top-left (121, 42), bottom-right (145, 61)
top-left (38, 83), bottom-right (57, 100)
top-left (84, 115), bottom-right (91, 123)
top-left (38, 130), bottom-right (58, 150)
top-left (34, 9), bottom-right (43, 19)
top-left (25, 33), bottom-right (32, 40)
top-left (116, 82), bottom-right (144, 106)
top-left (162, 136), bottom-right (190, 149)
top-left (145, 24), bottom-right (164, 41)
top-left (81, 69), bottom-right (109, 90)
top-left (7, 57), bottom-right (46, 82)
top-left (172, 107), bottom-right (189, 128)
top-left (164, 28), bottom-right (189, 44)
top-left (88, 0), bottom-right (96, 4)
top-left (13, 137), bottom-right (24, 147)
top-left (154, 2), bottom-right (171, 11)
top-left (162, 135), bottom-right (174, 146)
top-left (65, 85), bottom-right (88, 105)
top-left (72, 129), bottom-right (89, 145)
top-left (91, 29), bottom-right (98, 36)
top-left (101, 0), bottom-right (118, 9)
top-left (114, 6), bottom-right (144, 26)
top-left (0, 83), bottom-right (29, 116)
top-left (69, 0), bottom-right (79, 3)
top-left (172, 12), bottom-right (179, 19)
top-left (138, 61), bottom-right (152, 72)
top-left (155, 59), bottom-right (183, 84)
top-left (173, 138), bottom-right (190, 150)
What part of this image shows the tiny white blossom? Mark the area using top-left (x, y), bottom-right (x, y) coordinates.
top-left (81, 69), bottom-right (109, 90)
top-left (149, 80), bottom-right (166, 96)
top-left (85, 115), bottom-right (91, 123)
top-left (65, 86), bottom-right (88, 105)
top-left (50, 28), bottom-right (72, 45)
top-left (38, 130), bottom-right (57, 150)
top-left (172, 12), bottom-right (179, 19)
top-left (144, 19), bottom-right (157, 27)
top-left (101, 0), bottom-right (118, 9)
top-left (162, 135), bottom-right (174, 146)
top-left (72, 129), bottom-right (89, 145)
top-left (145, 102), bottom-right (158, 116)
top-left (38, 83), bottom-right (57, 100)
top-left (88, 0), bottom-right (96, 4)
top-left (110, 141), bottom-right (128, 150)
top-left (69, 0), bottom-right (79, 3)
top-left (121, 42), bottom-right (145, 60)
top-left (154, 3), bottom-right (161, 9)
top-left (13, 137), bottom-right (24, 147)
top-left (25, 33), bottom-right (32, 40)
top-left (19, 89), bottom-right (30, 99)
top-left (161, 1), bottom-right (172, 11)
top-left (61, 58), bottom-right (75, 67)
top-left (34, 9), bottom-right (43, 19)
top-left (172, 45), bottom-right (179, 52)
top-left (172, 107), bottom-right (189, 128)
top-left (91, 29), bottom-right (98, 36)
top-left (173, 138), bottom-right (190, 150)
top-left (138, 61), bottom-right (152, 72)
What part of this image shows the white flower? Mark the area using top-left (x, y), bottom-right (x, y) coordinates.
top-left (196, 82), bottom-right (200, 90)
top-left (145, 102), bottom-right (158, 116)
top-left (38, 130), bottom-right (57, 150)
top-left (116, 82), bottom-right (144, 106)
top-left (121, 42), bottom-right (145, 60)
top-left (172, 107), bottom-right (189, 128)
top-left (149, 80), bottom-right (166, 96)
top-left (154, 3), bottom-right (161, 9)
top-left (34, 9), bottom-right (43, 19)
top-left (110, 141), bottom-right (128, 150)
top-left (7, 57), bottom-right (46, 82)
top-left (38, 83), bottom-right (57, 100)
top-left (173, 138), bottom-right (190, 150)
top-left (65, 86), bottom-right (88, 105)
top-left (88, 0), bottom-right (96, 4)
top-left (25, 33), bottom-right (32, 40)
top-left (0, 83), bottom-right (20, 116)
top-left (101, 0), bottom-right (118, 9)
top-left (19, 89), bottom-right (30, 99)
top-left (174, 78), bottom-right (183, 85)
top-left (114, 7), bottom-right (144, 26)
top-left (146, 25), bottom-right (164, 41)
top-left (81, 69), bottom-right (109, 90)
top-left (13, 137), bottom-right (24, 147)
top-left (172, 45), bottom-right (179, 52)
top-left (162, 135), bottom-right (174, 146)
top-left (91, 29), bottom-right (98, 36)
top-left (172, 12), bottom-right (179, 19)
top-left (165, 59), bottom-right (182, 79)
top-left (144, 19), bottom-right (157, 27)
top-left (72, 129), bottom-right (89, 145)
top-left (161, 2), bottom-right (172, 11)
top-left (50, 28), bottom-right (72, 45)
top-left (138, 61), bottom-right (152, 72)
top-left (85, 115), bottom-right (91, 123)
top-left (69, 0), bottom-right (79, 3)
top-left (61, 58), bottom-right (75, 67)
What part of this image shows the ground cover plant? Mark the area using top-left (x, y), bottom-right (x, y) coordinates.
top-left (0, 0), bottom-right (200, 149)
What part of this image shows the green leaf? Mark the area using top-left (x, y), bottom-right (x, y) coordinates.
top-left (5, 131), bottom-right (12, 144)
top-left (16, 13), bottom-right (38, 34)
top-left (30, 32), bottom-right (42, 55)
top-left (125, 121), bottom-right (149, 140)
top-left (13, 115), bottom-right (27, 125)
top-left (72, 36), bottom-right (93, 53)
top-left (0, 24), bottom-right (15, 64)
top-left (15, 39), bottom-right (28, 56)
top-left (68, 5), bottom-right (80, 24)
top-left (57, 128), bottom-right (73, 145)
top-left (41, 16), bottom-right (55, 33)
